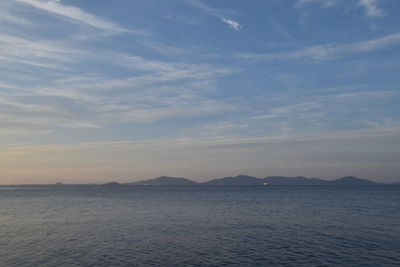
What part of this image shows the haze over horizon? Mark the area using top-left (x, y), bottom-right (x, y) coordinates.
top-left (1, 0), bottom-right (400, 184)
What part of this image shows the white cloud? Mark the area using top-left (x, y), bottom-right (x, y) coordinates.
top-left (0, 12), bottom-right (33, 25)
top-left (0, 32), bottom-right (80, 69)
top-left (239, 32), bottom-right (400, 61)
top-left (297, 0), bottom-right (383, 18)
top-left (220, 17), bottom-right (241, 31)
top-left (0, 36), bottom-right (237, 131)
top-left (188, 0), bottom-right (242, 31)
top-left (358, 0), bottom-right (383, 17)
top-left (0, 128), bottom-right (51, 135)
top-left (0, 1), bottom-right (240, 134)
top-left (15, 0), bottom-right (139, 34)
top-left (0, 70), bottom-right (236, 130)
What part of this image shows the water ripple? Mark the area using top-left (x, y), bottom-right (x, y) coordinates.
top-left (0, 185), bottom-right (399, 266)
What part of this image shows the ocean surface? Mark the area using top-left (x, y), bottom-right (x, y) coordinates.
top-left (0, 185), bottom-right (399, 266)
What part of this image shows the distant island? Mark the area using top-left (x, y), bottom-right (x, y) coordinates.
top-left (102, 175), bottom-right (393, 186)
top-left (131, 176), bottom-right (198, 186)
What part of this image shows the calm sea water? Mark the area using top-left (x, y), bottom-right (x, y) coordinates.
top-left (0, 185), bottom-right (399, 266)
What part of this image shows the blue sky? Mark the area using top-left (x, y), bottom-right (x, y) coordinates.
top-left (0, 0), bottom-right (399, 183)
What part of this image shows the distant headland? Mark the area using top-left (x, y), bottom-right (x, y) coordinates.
top-left (101, 175), bottom-right (397, 186)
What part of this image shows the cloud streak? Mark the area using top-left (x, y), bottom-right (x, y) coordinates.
top-left (189, 0), bottom-right (242, 31)
top-left (220, 17), bottom-right (241, 31)
top-left (296, 0), bottom-right (384, 17)
top-left (0, 0), bottom-right (239, 134)
top-left (15, 0), bottom-right (139, 34)
top-left (239, 32), bottom-right (400, 61)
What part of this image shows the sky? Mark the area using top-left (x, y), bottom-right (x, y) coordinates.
top-left (0, 0), bottom-right (399, 184)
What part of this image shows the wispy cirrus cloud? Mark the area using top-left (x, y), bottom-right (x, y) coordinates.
top-left (1, 60), bottom-right (236, 130)
top-left (220, 17), bottom-right (241, 31)
top-left (296, 0), bottom-right (384, 17)
top-left (188, 0), bottom-right (242, 31)
top-left (0, 32), bottom-right (81, 69)
top-left (239, 32), bottom-right (400, 61)
top-left (15, 0), bottom-right (142, 34)
top-left (0, 0), bottom-right (238, 134)
top-left (0, 11), bottom-right (33, 25)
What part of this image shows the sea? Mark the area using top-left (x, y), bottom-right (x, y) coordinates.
top-left (0, 185), bottom-right (399, 266)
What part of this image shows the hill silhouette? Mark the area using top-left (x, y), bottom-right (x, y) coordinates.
top-left (117, 175), bottom-right (382, 186)
top-left (262, 176), bottom-right (329, 185)
top-left (101, 181), bottom-right (123, 186)
top-left (131, 176), bottom-right (198, 186)
top-left (329, 176), bottom-right (377, 185)
top-left (203, 175), bottom-right (262, 185)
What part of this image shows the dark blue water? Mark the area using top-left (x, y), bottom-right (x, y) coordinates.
top-left (0, 185), bottom-right (399, 266)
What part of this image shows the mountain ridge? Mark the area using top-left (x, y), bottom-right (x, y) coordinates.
top-left (104, 175), bottom-right (387, 186)
top-left (130, 176), bottom-right (198, 186)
